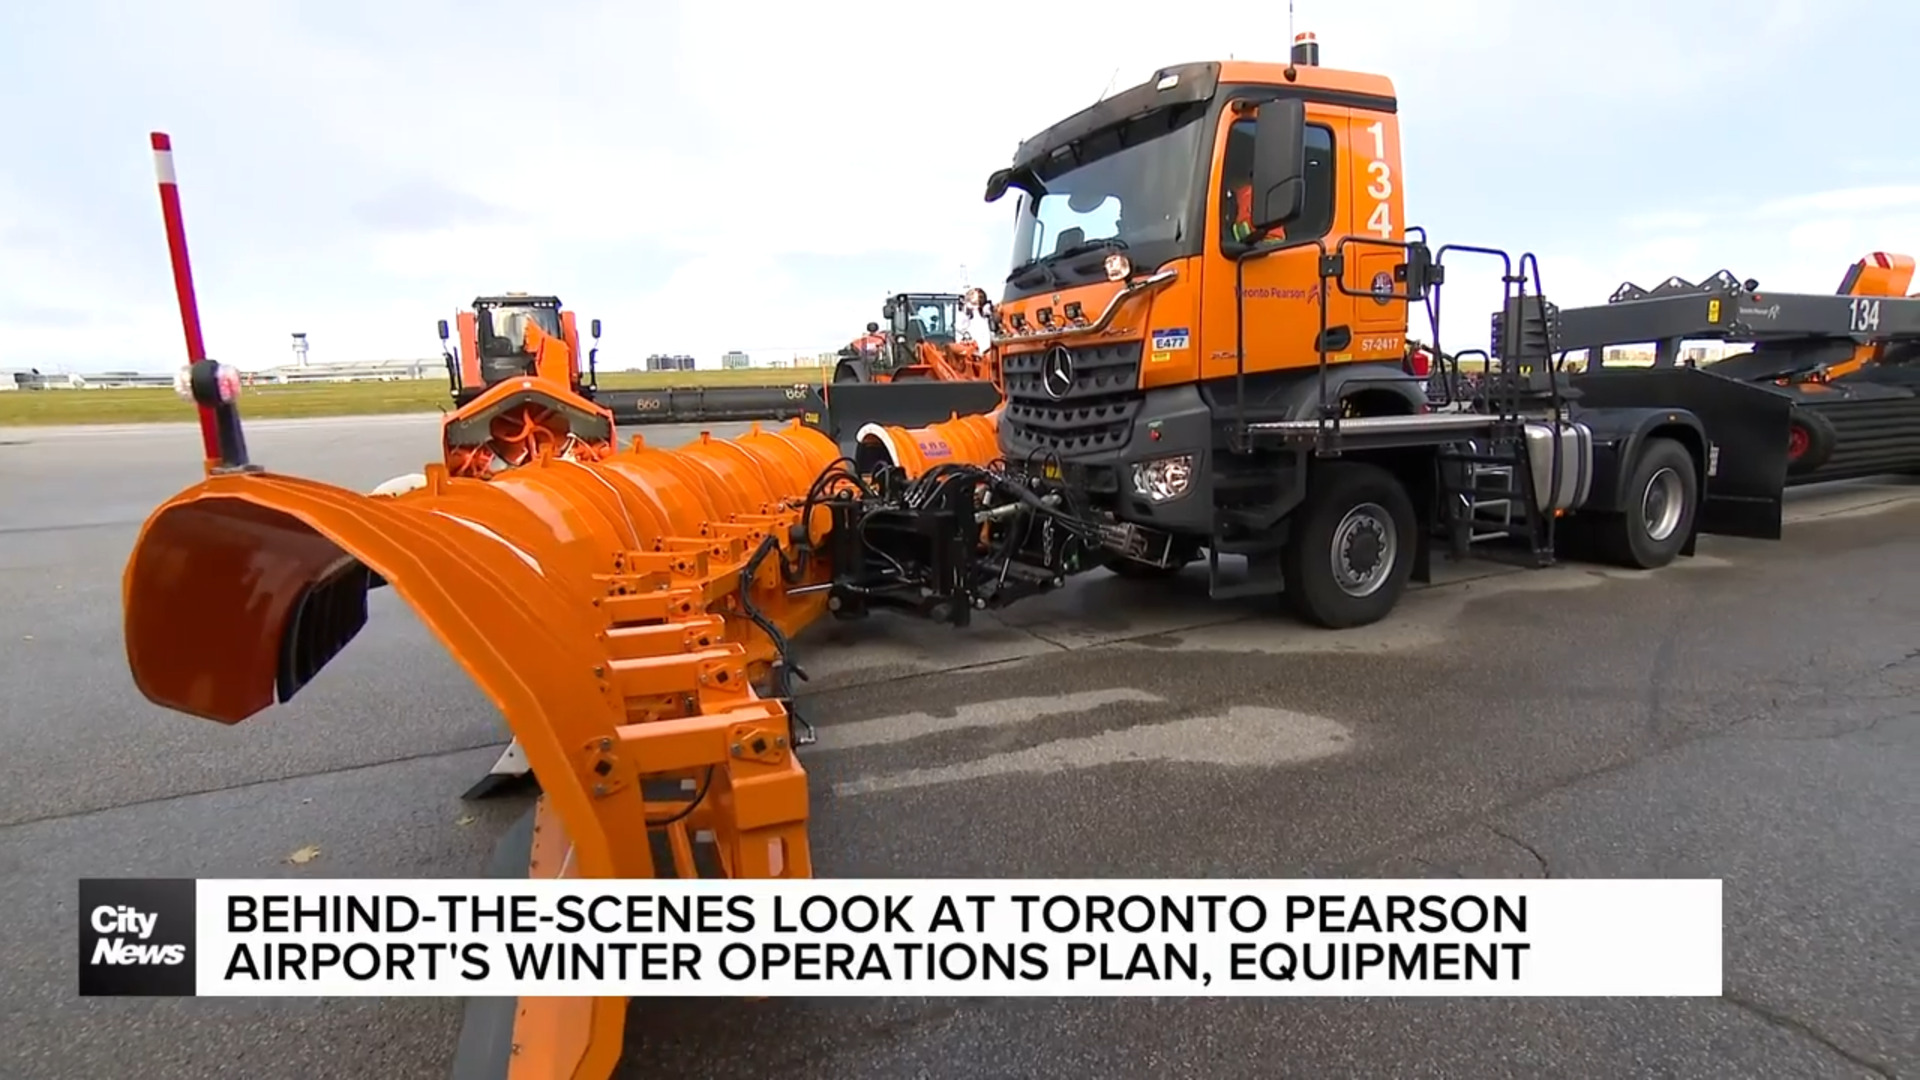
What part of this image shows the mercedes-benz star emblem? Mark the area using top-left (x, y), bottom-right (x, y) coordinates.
top-left (1042, 345), bottom-right (1075, 400)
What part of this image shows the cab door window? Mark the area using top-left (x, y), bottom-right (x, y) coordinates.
top-left (1219, 118), bottom-right (1336, 246)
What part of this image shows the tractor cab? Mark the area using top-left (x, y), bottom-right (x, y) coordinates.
top-left (832, 291), bottom-right (986, 384)
top-left (884, 292), bottom-right (963, 364)
top-left (441, 293), bottom-right (595, 405)
top-left (473, 295), bottom-right (564, 383)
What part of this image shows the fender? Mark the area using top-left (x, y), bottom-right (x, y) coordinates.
top-left (832, 358), bottom-right (873, 384)
top-left (1570, 365), bottom-right (1793, 541)
top-left (1577, 407), bottom-right (1710, 516)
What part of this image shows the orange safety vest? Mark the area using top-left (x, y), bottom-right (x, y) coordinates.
top-left (1231, 181), bottom-right (1284, 241)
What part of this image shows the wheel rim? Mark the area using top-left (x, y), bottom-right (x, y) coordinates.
top-left (1641, 467), bottom-right (1685, 542)
top-left (1330, 502), bottom-right (1396, 597)
top-left (1786, 423), bottom-right (1809, 460)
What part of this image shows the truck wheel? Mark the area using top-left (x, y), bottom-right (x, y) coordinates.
top-left (1594, 436), bottom-right (1697, 569)
top-left (833, 360), bottom-right (868, 383)
top-left (1281, 461), bottom-right (1417, 629)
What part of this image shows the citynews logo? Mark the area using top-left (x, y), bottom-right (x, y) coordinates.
top-left (91, 907), bottom-right (185, 965)
top-left (78, 879), bottom-right (197, 997)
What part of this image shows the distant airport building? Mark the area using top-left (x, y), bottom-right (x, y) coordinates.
top-left (645, 353), bottom-right (696, 372)
top-left (720, 350), bottom-right (750, 370)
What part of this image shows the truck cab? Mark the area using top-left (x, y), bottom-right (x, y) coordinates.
top-left (984, 43), bottom-right (1419, 537)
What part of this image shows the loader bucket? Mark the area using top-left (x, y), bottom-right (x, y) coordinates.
top-left (810, 379), bottom-right (1003, 451)
top-left (122, 410), bottom-right (863, 1080)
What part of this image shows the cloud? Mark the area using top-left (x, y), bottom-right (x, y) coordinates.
top-left (352, 181), bottom-right (516, 234)
top-left (1, 0), bottom-right (1917, 374)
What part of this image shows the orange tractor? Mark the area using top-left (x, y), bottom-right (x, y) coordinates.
top-left (831, 291), bottom-right (1001, 389)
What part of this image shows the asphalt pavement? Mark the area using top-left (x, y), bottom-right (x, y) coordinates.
top-left (0, 414), bottom-right (1914, 1080)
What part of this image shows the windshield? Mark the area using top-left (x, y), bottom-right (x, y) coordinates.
top-left (480, 304), bottom-right (562, 354)
top-left (1005, 102), bottom-right (1207, 298)
top-left (904, 297), bottom-right (958, 341)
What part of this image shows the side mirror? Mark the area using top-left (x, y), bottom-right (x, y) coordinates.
top-left (984, 167), bottom-right (1012, 203)
top-left (590, 318), bottom-right (602, 339)
top-left (436, 319), bottom-right (450, 342)
top-left (1250, 98), bottom-right (1307, 232)
top-left (880, 304), bottom-right (895, 320)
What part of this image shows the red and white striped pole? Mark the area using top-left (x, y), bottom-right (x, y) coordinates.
top-left (150, 132), bottom-right (222, 463)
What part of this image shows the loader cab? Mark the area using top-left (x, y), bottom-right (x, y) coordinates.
top-left (473, 294), bottom-right (565, 384)
top-left (444, 293), bottom-right (583, 405)
top-left (879, 292), bottom-right (963, 371)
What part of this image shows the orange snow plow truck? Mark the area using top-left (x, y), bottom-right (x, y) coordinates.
top-left (126, 34), bottom-right (1821, 1080)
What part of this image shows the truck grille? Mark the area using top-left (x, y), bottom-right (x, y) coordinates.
top-left (1001, 341), bottom-right (1144, 459)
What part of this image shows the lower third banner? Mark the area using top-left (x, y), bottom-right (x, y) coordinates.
top-left (78, 877), bottom-right (1724, 998)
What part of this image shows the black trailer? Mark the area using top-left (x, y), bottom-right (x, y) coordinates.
top-left (1554, 267), bottom-right (1920, 484)
top-left (816, 237), bottom-right (1798, 633)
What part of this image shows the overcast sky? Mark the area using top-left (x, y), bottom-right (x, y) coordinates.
top-left (3, 0), bottom-right (1917, 373)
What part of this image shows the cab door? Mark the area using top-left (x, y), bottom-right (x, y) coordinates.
top-left (1197, 100), bottom-right (1353, 384)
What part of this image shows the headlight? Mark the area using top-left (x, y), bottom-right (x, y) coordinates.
top-left (1131, 454), bottom-right (1194, 502)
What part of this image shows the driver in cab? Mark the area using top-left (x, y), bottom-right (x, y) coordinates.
top-left (1222, 122), bottom-right (1285, 247)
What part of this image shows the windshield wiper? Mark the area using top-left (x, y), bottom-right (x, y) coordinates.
top-left (1052, 238), bottom-right (1129, 264)
top-left (1007, 260), bottom-right (1057, 289)
top-left (1006, 239), bottom-right (1128, 288)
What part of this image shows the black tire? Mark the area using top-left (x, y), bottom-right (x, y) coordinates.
top-left (833, 360), bottom-right (868, 384)
top-left (1785, 407), bottom-right (1838, 477)
top-left (1593, 436), bottom-right (1698, 569)
top-left (1281, 461), bottom-right (1418, 629)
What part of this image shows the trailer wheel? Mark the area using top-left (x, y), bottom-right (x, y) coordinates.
top-left (1785, 407), bottom-right (1837, 476)
top-left (1594, 436), bottom-right (1697, 569)
top-left (1281, 461), bottom-right (1417, 629)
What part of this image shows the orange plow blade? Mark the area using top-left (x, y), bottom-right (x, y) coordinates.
top-left (121, 394), bottom-right (1004, 1080)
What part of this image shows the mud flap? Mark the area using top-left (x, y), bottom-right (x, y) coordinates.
top-left (449, 805), bottom-right (534, 1080)
top-left (811, 380), bottom-right (1003, 452)
top-left (1570, 366), bottom-right (1793, 540)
